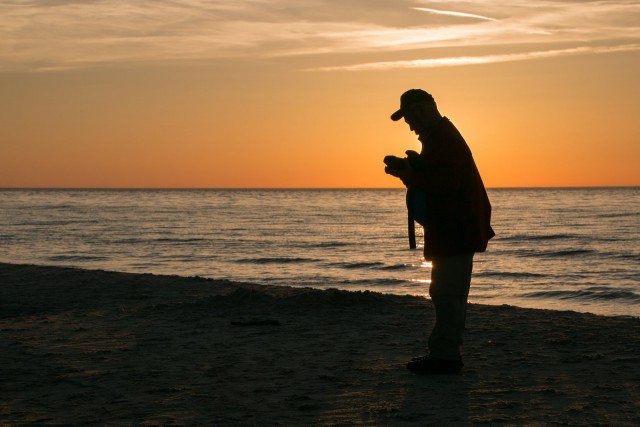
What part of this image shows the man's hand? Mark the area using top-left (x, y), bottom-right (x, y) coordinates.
top-left (405, 150), bottom-right (419, 159)
top-left (384, 155), bottom-right (412, 184)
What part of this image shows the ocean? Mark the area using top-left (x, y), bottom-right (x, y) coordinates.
top-left (0, 188), bottom-right (638, 317)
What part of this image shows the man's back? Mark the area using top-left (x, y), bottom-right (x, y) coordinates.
top-left (406, 117), bottom-right (494, 258)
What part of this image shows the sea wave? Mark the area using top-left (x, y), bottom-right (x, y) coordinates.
top-left (475, 271), bottom-right (547, 279)
top-left (537, 249), bottom-right (596, 258)
top-left (338, 278), bottom-right (411, 287)
top-left (506, 249), bottom-right (596, 258)
top-left (235, 257), bottom-right (320, 265)
top-left (498, 233), bottom-right (578, 241)
top-left (307, 242), bottom-right (351, 248)
top-left (152, 237), bottom-right (210, 244)
top-left (609, 253), bottom-right (640, 262)
top-left (109, 237), bottom-right (211, 245)
top-left (596, 212), bottom-right (639, 219)
top-left (330, 261), bottom-right (385, 270)
top-left (47, 255), bottom-right (111, 262)
top-left (379, 264), bottom-right (414, 271)
top-left (19, 219), bottom-right (100, 226)
top-left (323, 261), bottom-right (415, 272)
top-left (522, 287), bottom-right (640, 302)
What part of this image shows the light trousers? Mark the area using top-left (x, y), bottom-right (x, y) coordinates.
top-left (428, 253), bottom-right (474, 360)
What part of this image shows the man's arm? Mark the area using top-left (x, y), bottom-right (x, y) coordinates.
top-left (404, 152), bottom-right (466, 194)
top-left (405, 124), bottom-right (470, 194)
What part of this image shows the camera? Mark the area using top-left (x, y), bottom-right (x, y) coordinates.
top-left (384, 150), bottom-right (422, 175)
top-left (383, 155), bottom-right (406, 171)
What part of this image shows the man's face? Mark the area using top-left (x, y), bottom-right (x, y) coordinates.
top-left (404, 112), bottom-right (425, 136)
top-left (402, 102), bottom-right (437, 138)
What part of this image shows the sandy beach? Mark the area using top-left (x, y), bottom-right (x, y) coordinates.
top-left (1, 263), bottom-right (639, 426)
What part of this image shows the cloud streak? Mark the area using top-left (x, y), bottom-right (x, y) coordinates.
top-left (0, 0), bottom-right (638, 72)
top-left (412, 7), bottom-right (497, 22)
top-left (307, 44), bottom-right (640, 71)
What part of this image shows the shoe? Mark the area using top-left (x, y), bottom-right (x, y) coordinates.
top-left (407, 356), bottom-right (463, 374)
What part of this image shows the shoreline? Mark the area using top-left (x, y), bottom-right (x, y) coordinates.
top-left (1, 262), bottom-right (639, 425)
top-left (2, 261), bottom-right (637, 319)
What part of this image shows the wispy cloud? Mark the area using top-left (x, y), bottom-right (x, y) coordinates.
top-left (412, 7), bottom-right (497, 22)
top-left (308, 44), bottom-right (640, 71)
top-left (0, 0), bottom-right (638, 72)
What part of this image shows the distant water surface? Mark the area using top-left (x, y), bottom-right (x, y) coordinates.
top-left (0, 188), bottom-right (638, 317)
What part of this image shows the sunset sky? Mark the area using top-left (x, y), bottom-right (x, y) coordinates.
top-left (1, 0), bottom-right (639, 188)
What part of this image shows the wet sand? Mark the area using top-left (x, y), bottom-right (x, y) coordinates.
top-left (1, 263), bottom-right (639, 425)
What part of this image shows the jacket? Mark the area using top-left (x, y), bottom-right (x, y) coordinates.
top-left (404, 117), bottom-right (495, 259)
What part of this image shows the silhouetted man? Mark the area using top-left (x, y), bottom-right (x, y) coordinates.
top-left (385, 89), bottom-right (494, 374)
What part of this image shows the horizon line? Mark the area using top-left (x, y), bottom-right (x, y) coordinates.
top-left (1, 186), bottom-right (638, 191)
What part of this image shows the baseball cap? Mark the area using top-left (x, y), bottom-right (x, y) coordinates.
top-left (390, 89), bottom-right (434, 121)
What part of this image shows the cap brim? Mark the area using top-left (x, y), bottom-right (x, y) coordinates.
top-left (390, 109), bottom-right (403, 121)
